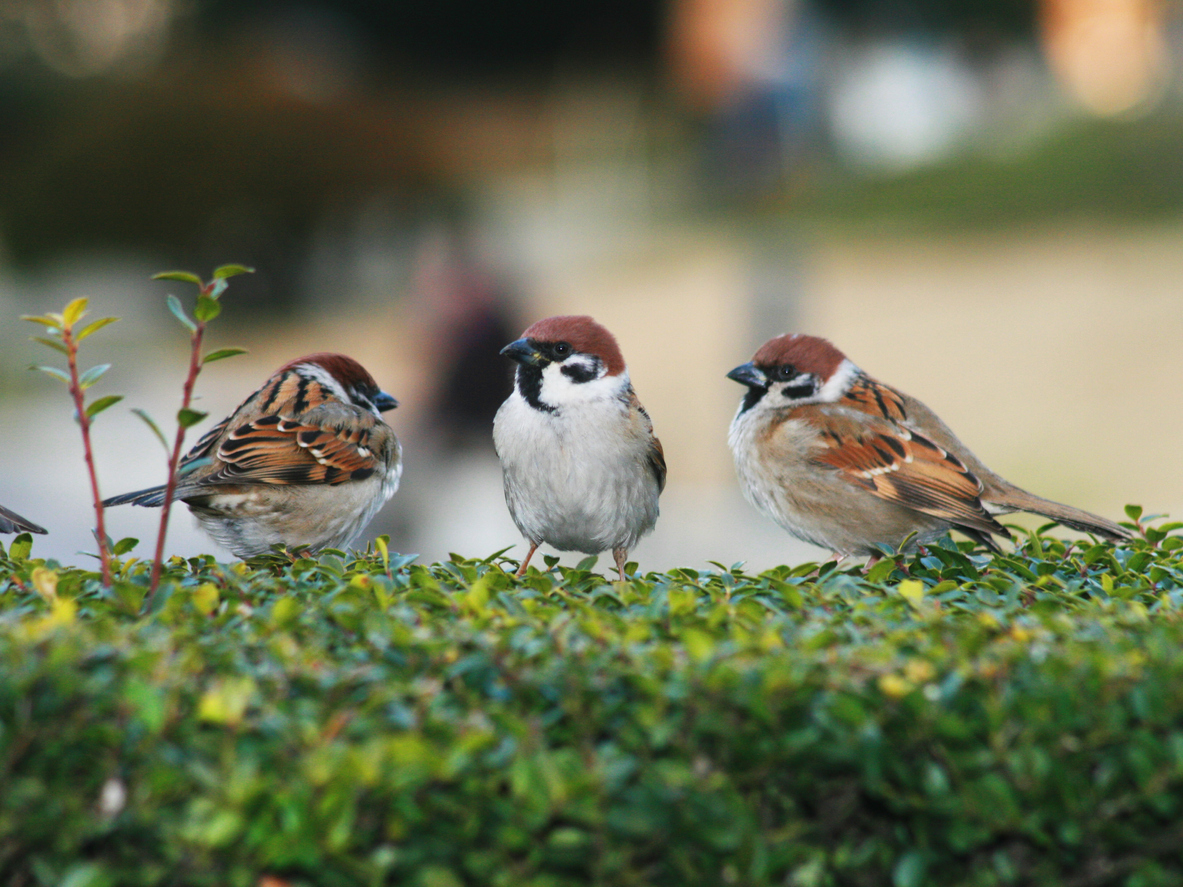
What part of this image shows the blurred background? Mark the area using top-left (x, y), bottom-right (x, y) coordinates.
top-left (0, 0), bottom-right (1180, 572)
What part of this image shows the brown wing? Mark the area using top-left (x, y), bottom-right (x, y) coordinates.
top-left (841, 373), bottom-right (909, 423)
top-left (185, 367), bottom-right (390, 487)
top-left (206, 413), bottom-right (386, 485)
top-left (647, 436), bottom-right (668, 493)
top-left (629, 387), bottom-right (667, 493)
top-left (807, 405), bottom-right (1007, 537)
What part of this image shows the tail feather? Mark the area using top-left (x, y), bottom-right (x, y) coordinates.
top-left (0, 504), bottom-right (47, 535)
top-left (991, 489), bottom-right (1130, 541)
top-left (102, 486), bottom-right (168, 508)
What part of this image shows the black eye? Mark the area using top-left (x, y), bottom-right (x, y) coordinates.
top-left (553, 342), bottom-right (571, 358)
top-left (777, 365), bottom-right (797, 382)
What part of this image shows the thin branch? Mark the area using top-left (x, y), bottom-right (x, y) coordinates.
top-left (63, 324), bottom-right (113, 587)
top-left (145, 291), bottom-right (209, 606)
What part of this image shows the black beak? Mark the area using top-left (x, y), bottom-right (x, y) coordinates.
top-left (374, 391), bottom-right (399, 412)
top-left (726, 362), bottom-right (767, 388)
top-left (500, 338), bottom-right (545, 367)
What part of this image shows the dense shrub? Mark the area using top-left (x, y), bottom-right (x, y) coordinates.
top-left (2, 515), bottom-right (1182, 887)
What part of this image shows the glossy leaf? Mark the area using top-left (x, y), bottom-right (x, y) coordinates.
top-left (76, 316), bottom-right (120, 342)
top-left (194, 294), bottom-right (221, 322)
top-left (177, 408), bottom-right (208, 428)
top-left (32, 365), bottom-right (70, 383)
top-left (132, 408), bottom-right (169, 452)
top-left (166, 294), bottom-right (197, 333)
top-left (202, 347), bottom-right (247, 364)
top-left (153, 271), bottom-right (203, 285)
top-left (213, 264), bottom-right (255, 279)
top-left (78, 364), bottom-right (111, 390)
top-left (20, 314), bottom-right (63, 330)
top-left (30, 336), bottom-right (69, 355)
top-left (62, 297), bottom-right (88, 328)
top-left (85, 394), bottom-right (123, 419)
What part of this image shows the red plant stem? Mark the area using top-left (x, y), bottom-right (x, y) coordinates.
top-left (64, 326), bottom-right (113, 587)
top-left (146, 310), bottom-right (207, 603)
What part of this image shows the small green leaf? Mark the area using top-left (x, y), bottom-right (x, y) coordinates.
top-left (20, 314), bottom-right (63, 330)
top-left (153, 270), bottom-right (203, 285)
top-left (113, 537), bottom-right (139, 556)
top-left (132, 408), bottom-right (170, 452)
top-left (76, 316), bottom-right (119, 342)
top-left (194, 294), bottom-right (222, 322)
top-left (177, 408), bottom-right (208, 428)
top-left (213, 264), bottom-right (255, 279)
top-left (202, 347), bottom-right (247, 364)
top-left (30, 336), bottom-right (68, 354)
top-left (8, 533), bottom-right (33, 561)
top-left (86, 394), bottom-right (124, 419)
top-left (62, 297), bottom-right (88, 328)
top-left (166, 294), bottom-right (197, 333)
top-left (32, 365), bottom-right (70, 383)
top-left (1125, 504), bottom-right (1143, 521)
top-left (78, 363), bottom-right (111, 389)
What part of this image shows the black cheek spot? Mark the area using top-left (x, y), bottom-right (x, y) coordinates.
top-left (351, 467), bottom-right (375, 481)
top-left (782, 381), bottom-right (815, 400)
top-left (560, 363), bottom-right (598, 384)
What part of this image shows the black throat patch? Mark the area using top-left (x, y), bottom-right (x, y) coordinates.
top-left (740, 385), bottom-right (768, 414)
top-left (516, 365), bottom-right (557, 414)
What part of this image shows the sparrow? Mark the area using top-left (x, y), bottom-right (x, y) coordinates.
top-left (493, 315), bottom-right (666, 580)
top-left (0, 503), bottom-right (46, 535)
top-left (104, 353), bottom-right (401, 558)
top-left (727, 334), bottom-right (1130, 558)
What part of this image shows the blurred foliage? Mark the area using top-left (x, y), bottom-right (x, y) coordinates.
top-left (3, 511), bottom-right (1183, 886)
top-left (784, 114), bottom-right (1183, 230)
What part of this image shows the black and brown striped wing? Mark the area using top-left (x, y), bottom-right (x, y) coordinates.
top-left (805, 405), bottom-right (1007, 537)
top-left (207, 414), bottom-right (385, 485)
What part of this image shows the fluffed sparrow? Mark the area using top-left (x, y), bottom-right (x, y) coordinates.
top-left (105, 353), bottom-right (401, 558)
top-left (0, 503), bottom-right (46, 535)
top-left (493, 315), bottom-right (666, 580)
top-left (727, 334), bottom-right (1130, 557)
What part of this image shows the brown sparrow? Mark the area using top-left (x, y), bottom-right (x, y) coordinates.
top-left (727, 334), bottom-right (1130, 557)
top-left (0, 503), bottom-right (46, 535)
top-left (104, 353), bottom-right (401, 558)
top-left (493, 315), bottom-right (666, 580)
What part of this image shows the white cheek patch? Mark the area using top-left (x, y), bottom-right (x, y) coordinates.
top-left (817, 359), bottom-right (860, 402)
top-left (538, 361), bottom-right (626, 407)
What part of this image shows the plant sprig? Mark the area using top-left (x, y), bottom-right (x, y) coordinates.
top-left (22, 298), bottom-right (122, 585)
top-left (140, 264), bottom-right (252, 608)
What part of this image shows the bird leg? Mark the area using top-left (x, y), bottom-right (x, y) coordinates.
top-left (515, 541), bottom-right (540, 577)
top-left (612, 548), bottom-right (629, 582)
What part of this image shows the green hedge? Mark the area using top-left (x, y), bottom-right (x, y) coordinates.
top-left (2, 515), bottom-right (1183, 887)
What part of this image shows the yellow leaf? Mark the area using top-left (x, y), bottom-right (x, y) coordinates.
top-left (878, 673), bottom-right (913, 698)
top-left (904, 659), bottom-right (935, 684)
top-left (31, 566), bottom-right (58, 602)
top-left (192, 583), bottom-right (219, 615)
top-left (62, 297), bottom-right (88, 329)
top-left (198, 677), bottom-right (256, 726)
top-left (898, 580), bottom-right (925, 607)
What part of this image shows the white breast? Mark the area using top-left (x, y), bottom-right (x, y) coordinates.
top-left (493, 382), bottom-right (660, 555)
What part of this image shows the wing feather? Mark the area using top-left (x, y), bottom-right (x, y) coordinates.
top-left (806, 405), bottom-right (1008, 538)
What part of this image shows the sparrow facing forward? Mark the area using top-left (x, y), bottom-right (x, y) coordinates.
top-left (493, 315), bottom-right (666, 580)
top-left (0, 503), bottom-right (46, 535)
top-left (105, 353), bottom-right (401, 558)
top-left (727, 334), bottom-right (1130, 557)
